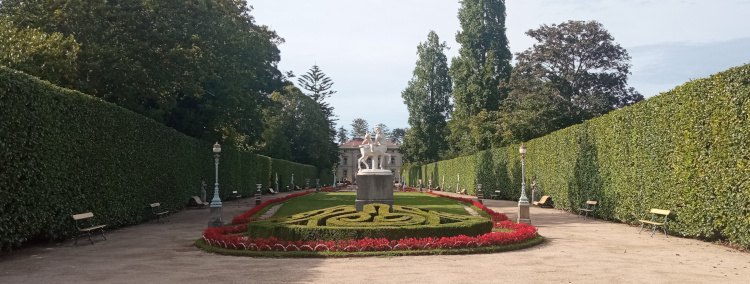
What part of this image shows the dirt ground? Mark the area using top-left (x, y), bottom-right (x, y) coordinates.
top-left (1, 191), bottom-right (748, 284)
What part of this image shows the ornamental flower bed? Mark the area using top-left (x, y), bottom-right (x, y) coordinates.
top-left (203, 220), bottom-right (536, 252)
top-left (231, 190), bottom-right (314, 224)
top-left (206, 191), bottom-right (537, 254)
top-left (426, 191), bottom-right (509, 222)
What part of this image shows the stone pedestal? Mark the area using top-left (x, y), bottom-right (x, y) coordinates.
top-left (517, 204), bottom-right (531, 225)
top-left (355, 170), bottom-right (394, 212)
top-left (208, 207), bottom-right (223, 228)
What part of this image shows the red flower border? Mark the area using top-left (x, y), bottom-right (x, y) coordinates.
top-left (231, 190), bottom-right (314, 224)
top-left (208, 191), bottom-right (537, 253)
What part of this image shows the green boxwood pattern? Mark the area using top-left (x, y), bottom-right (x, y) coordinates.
top-left (246, 204), bottom-right (493, 241)
top-left (409, 64), bottom-right (750, 248)
top-left (0, 67), bottom-right (322, 250)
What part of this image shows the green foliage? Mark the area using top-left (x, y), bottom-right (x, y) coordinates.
top-left (258, 86), bottom-right (335, 170)
top-left (421, 155), bottom-right (478, 195)
top-left (390, 128), bottom-right (406, 144)
top-left (401, 163), bottom-right (422, 187)
top-left (418, 64), bottom-right (750, 248)
top-left (297, 64), bottom-right (336, 106)
top-left (271, 192), bottom-right (475, 217)
top-left (246, 204), bottom-right (493, 241)
top-left (195, 236), bottom-right (545, 258)
top-left (0, 18), bottom-right (79, 87)
top-left (1, 0), bottom-right (284, 147)
top-left (350, 118), bottom-right (369, 138)
top-left (0, 67), bottom-right (321, 250)
top-left (336, 126), bottom-right (348, 144)
top-left (401, 31), bottom-right (452, 164)
top-left (505, 20), bottom-right (643, 136)
top-left (270, 158), bottom-right (318, 192)
top-left (448, 0), bottom-right (512, 157)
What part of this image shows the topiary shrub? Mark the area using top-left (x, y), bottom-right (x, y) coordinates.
top-left (246, 203), bottom-right (493, 241)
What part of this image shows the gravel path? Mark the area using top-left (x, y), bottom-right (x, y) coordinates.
top-left (1, 191), bottom-right (748, 284)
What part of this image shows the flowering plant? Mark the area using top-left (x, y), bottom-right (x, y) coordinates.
top-left (231, 190), bottom-right (313, 224)
top-left (203, 220), bottom-right (536, 252)
top-left (207, 191), bottom-right (536, 253)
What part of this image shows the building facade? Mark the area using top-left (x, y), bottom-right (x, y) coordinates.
top-left (337, 138), bottom-right (402, 183)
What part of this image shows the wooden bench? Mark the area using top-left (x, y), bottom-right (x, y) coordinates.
top-left (533, 195), bottom-right (552, 208)
top-left (458, 188), bottom-right (467, 195)
top-left (638, 209), bottom-right (671, 237)
top-left (190, 196), bottom-right (209, 208)
top-left (232, 190), bottom-right (242, 200)
top-left (72, 212), bottom-right (107, 245)
top-left (578, 200), bottom-right (597, 220)
top-left (490, 190), bottom-right (501, 200)
top-left (150, 203), bottom-right (169, 223)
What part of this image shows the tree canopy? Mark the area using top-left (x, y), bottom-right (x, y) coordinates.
top-left (0, 0), bottom-right (285, 148)
top-left (448, 0), bottom-right (513, 156)
top-left (350, 118), bottom-right (369, 138)
top-left (500, 20), bottom-right (643, 143)
top-left (401, 31), bottom-right (452, 164)
top-left (0, 0), bottom-right (338, 170)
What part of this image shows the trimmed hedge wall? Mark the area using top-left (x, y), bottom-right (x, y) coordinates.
top-left (271, 158), bottom-right (318, 192)
top-left (0, 67), bottom-right (321, 250)
top-left (415, 64), bottom-right (750, 248)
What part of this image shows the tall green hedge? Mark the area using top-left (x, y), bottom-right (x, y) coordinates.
top-left (0, 67), bottom-right (321, 250)
top-left (416, 64), bottom-right (750, 248)
top-left (270, 158), bottom-right (318, 191)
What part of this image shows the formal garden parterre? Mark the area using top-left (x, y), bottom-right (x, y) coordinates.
top-left (197, 191), bottom-right (541, 257)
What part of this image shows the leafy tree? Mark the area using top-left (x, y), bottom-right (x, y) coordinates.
top-left (390, 128), bottom-right (406, 144)
top-left (509, 20), bottom-right (643, 129)
top-left (447, 0), bottom-right (513, 156)
top-left (400, 31), bottom-right (452, 164)
top-left (0, 0), bottom-right (284, 148)
top-left (0, 18), bottom-right (79, 87)
top-left (257, 86), bottom-right (334, 169)
top-left (336, 126), bottom-right (348, 144)
top-left (351, 118), bottom-right (369, 138)
top-left (297, 64), bottom-right (336, 104)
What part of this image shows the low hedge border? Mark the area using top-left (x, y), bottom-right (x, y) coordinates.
top-left (199, 191), bottom-right (539, 257)
top-left (194, 235), bottom-right (544, 258)
top-left (245, 203), bottom-right (493, 241)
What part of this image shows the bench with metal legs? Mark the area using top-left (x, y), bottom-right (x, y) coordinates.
top-left (638, 209), bottom-right (671, 237)
top-left (72, 212), bottom-right (107, 245)
top-left (578, 200), bottom-right (598, 220)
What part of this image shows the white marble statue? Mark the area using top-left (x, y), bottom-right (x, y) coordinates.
top-left (358, 125), bottom-right (392, 171)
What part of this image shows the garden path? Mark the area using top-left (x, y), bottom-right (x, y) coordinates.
top-left (0, 191), bottom-right (747, 284)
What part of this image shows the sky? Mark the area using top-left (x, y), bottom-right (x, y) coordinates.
top-left (250, 0), bottom-right (750, 132)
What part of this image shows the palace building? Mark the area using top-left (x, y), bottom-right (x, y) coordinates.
top-left (337, 137), bottom-right (402, 183)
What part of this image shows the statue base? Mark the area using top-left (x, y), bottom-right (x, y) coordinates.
top-left (355, 171), bottom-right (394, 212)
top-left (517, 204), bottom-right (531, 225)
top-left (208, 207), bottom-right (223, 228)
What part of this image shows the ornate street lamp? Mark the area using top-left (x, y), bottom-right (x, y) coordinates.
top-left (208, 142), bottom-right (223, 227)
top-left (517, 143), bottom-right (531, 224)
top-left (519, 144), bottom-right (529, 205)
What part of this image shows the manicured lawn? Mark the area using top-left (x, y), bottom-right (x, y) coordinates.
top-left (270, 192), bottom-right (474, 217)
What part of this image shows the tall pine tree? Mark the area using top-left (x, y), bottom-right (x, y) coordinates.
top-left (401, 31), bottom-right (452, 164)
top-left (448, 0), bottom-right (512, 156)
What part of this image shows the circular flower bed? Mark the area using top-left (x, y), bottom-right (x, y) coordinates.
top-left (199, 191), bottom-right (541, 256)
